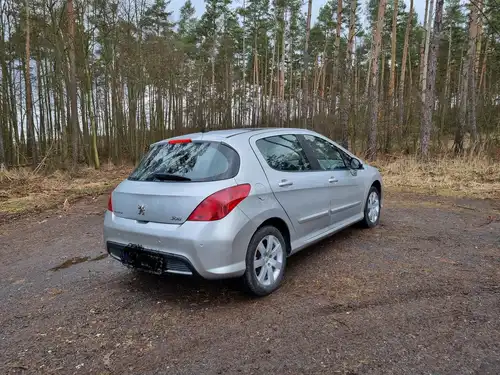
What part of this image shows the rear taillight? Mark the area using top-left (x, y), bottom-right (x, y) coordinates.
top-left (187, 184), bottom-right (251, 221)
top-left (107, 193), bottom-right (113, 212)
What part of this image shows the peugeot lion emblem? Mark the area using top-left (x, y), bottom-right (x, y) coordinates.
top-left (138, 204), bottom-right (146, 215)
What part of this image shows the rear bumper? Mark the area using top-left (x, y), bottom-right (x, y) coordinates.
top-left (103, 208), bottom-right (257, 280)
top-left (107, 241), bottom-right (199, 276)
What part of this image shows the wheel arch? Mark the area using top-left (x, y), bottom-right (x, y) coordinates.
top-left (255, 217), bottom-right (292, 255)
top-left (371, 179), bottom-right (382, 200)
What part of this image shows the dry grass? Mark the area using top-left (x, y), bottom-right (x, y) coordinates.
top-left (1, 155), bottom-right (499, 220)
top-left (375, 155), bottom-right (500, 200)
top-left (0, 162), bottom-right (131, 218)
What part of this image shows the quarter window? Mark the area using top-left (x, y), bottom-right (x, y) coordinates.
top-left (256, 135), bottom-right (312, 172)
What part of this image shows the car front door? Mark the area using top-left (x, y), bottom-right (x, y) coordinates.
top-left (250, 133), bottom-right (333, 241)
top-left (300, 134), bottom-right (364, 225)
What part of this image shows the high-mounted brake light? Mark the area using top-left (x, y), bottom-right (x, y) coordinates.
top-left (107, 192), bottom-right (113, 212)
top-left (168, 138), bottom-right (192, 144)
top-left (187, 184), bottom-right (251, 221)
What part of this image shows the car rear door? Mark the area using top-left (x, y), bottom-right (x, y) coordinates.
top-left (300, 134), bottom-right (364, 225)
top-left (249, 132), bottom-right (332, 240)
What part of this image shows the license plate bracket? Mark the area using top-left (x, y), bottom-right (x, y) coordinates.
top-left (122, 245), bottom-right (164, 275)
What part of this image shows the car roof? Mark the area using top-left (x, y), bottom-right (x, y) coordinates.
top-left (148, 127), bottom-right (365, 164)
top-left (152, 127), bottom-right (318, 146)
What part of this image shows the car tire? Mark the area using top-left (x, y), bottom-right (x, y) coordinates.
top-left (242, 226), bottom-right (287, 297)
top-left (361, 186), bottom-right (381, 228)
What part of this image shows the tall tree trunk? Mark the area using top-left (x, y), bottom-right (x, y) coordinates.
top-left (227, 59), bottom-right (233, 128)
top-left (0, 120), bottom-right (5, 170)
top-left (468, 60), bottom-right (478, 143)
top-left (241, 0), bottom-right (247, 127)
top-left (263, 33), bottom-right (269, 124)
top-left (398, 0), bottom-right (413, 147)
top-left (253, 34), bottom-right (259, 126)
top-left (268, 23), bottom-right (275, 125)
top-left (279, 6), bottom-right (286, 126)
top-left (469, 0), bottom-right (481, 143)
top-left (379, 52), bottom-right (385, 100)
top-left (103, 74), bottom-right (110, 156)
top-left (454, 1), bottom-right (479, 153)
top-left (340, 0), bottom-right (357, 149)
top-left (87, 69), bottom-right (100, 169)
top-left (379, 51), bottom-right (385, 143)
top-left (302, 0), bottom-right (313, 127)
top-left (367, 0), bottom-right (387, 160)
top-left (419, 0), bottom-right (429, 94)
top-left (8, 37), bottom-right (20, 165)
top-left (288, 13), bottom-right (294, 126)
top-left (80, 86), bottom-right (90, 163)
top-left (0, 14), bottom-right (8, 169)
top-left (319, 51), bottom-right (327, 114)
top-left (352, 58), bottom-right (359, 153)
top-left (421, 0), bottom-right (434, 105)
top-left (67, 0), bottom-right (79, 166)
top-left (474, 10), bottom-right (483, 81)
top-left (364, 44), bottom-right (372, 101)
top-left (128, 81), bottom-right (137, 160)
top-left (20, 72), bottom-right (26, 157)
top-left (36, 58), bottom-right (46, 156)
top-left (420, 0), bottom-right (444, 158)
top-left (25, 0), bottom-right (37, 167)
top-left (479, 36), bottom-right (489, 95)
top-left (440, 23), bottom-right (452, 144)
top-left (332, 0), bottom-right (343, 117)
top-left (42, 57), bottom-right (53, 153)
top-left (386, 0), bottom-right (398, 153)
top-left (0, 80), bottom-right (5, 167)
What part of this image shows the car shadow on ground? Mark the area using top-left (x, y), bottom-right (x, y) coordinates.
top-left (107, 224), bottom-right (364, 308)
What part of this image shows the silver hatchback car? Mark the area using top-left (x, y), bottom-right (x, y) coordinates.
top-left (104, 128), bottom-right (382, 296)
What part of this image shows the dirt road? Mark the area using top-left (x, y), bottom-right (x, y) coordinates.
top-left (1, 192), bottom-right (499, 375)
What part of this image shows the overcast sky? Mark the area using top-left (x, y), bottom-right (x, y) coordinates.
top-left (168, 0), bottom-right (428, 26)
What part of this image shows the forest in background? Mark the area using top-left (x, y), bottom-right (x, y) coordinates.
top-left (1, 0), bottom-right (500, 171)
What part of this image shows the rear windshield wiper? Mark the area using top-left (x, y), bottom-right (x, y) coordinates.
top-left (147, 173), bottom-right (192, 181)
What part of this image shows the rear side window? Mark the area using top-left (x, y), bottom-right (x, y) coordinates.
top-left (256, 135), bottom-right (312, 172)
top-left (129, 141), bottom-right (240, 182)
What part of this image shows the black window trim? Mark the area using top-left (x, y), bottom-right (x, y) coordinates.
top-left (335, 145), bottom-right (364, 170)
top-left (338, 148), bottom-right (364, 170)
top-left (254, 132), bottom-right (364, 174)
top-left (293, 135), bottom-right (323, 171)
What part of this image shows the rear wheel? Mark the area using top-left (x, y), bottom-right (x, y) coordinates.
top-left (242, 226), bottom-right (287, 297)
top-left (361, 186), bottom-right (381, 228)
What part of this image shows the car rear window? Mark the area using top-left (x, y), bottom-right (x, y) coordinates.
top-left (128, 141), bottom-right (240, 182)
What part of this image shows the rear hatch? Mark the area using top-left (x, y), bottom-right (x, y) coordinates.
top-left (112, 140), bottom-right (240, 224)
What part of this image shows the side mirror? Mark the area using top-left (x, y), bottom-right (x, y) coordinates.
top-left (350, 158), bottom-right (361, 170)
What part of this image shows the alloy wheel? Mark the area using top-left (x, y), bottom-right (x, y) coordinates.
top-left (253, 235), bottom-right (284, 287)
top-left (367, 191), bottom-right (380, 223)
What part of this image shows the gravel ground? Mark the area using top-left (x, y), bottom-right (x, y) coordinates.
top-left (1, 192), bottom-right (499, 375)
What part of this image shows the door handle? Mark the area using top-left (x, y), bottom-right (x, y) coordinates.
top-left (278, 179), bottom-right (293, 187)
top-left (328, 177), bottom-right (339, 183)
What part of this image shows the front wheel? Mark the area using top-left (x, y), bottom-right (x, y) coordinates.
top-left (361, 186), bottom-right (381, 228)
top-left (242, 226), bottom-right (287, 297)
